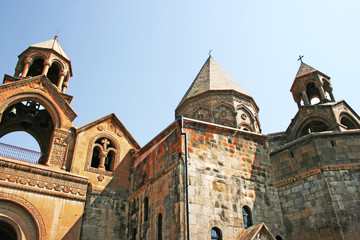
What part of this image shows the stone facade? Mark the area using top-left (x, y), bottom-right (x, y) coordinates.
top-left (0, 38), bottom-right (358, 240)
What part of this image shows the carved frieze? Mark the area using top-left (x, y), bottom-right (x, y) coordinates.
top-left (0, 159), bottom-right (88, 201)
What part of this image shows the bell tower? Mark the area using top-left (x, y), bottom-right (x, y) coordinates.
top-left (13, 36), bottom-right (73, 93)
top-left (286, 61), bottom-right (360, 141)
top-left (0, 37), bottom-right (77, 169)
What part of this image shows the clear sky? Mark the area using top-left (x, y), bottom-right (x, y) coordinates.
top-left (1, 0), bottom-right (360, 149)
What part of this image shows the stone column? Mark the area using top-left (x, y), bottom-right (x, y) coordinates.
top-left (301, 91), bottom-right (310, 106)
top-left (315, 81), bottom-right (326, 102)
top-left (21, 57), bottom-right (33, 77)
top-left (57, 70), bottom-right (67, 90)
top-left (41, 59), bottom-right (51, 75)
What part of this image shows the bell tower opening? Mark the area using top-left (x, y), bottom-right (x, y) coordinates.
top-left (27, 58), bottom-right (44, 77)
top-left (47, 62), bottom-right (60, 85)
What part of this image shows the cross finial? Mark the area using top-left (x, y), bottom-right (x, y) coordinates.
top-left (208, 49), bottom-right (212, 57)
top-left (297, 55), bottom-right (304, 63)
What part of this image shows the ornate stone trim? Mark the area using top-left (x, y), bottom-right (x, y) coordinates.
top-left (0, 159), bottom-right (88, 201)
top-left (0, 191), bottom-right (46, 238)
top-left (275, 163), bottom-right (360, 188)
top-left (84, 132), bottom-right (120, 176)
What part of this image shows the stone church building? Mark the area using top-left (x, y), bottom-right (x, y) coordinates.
top-left (0, 38), bottom-right (359, 240)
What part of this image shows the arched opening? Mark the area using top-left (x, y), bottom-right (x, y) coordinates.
top-left (91, 146), bottom-right (100, 168)
top-left (298, 120), bottom-right (329, 138)
top-left (0, 100), bottom-right (54, 164)
top-left (211, 227), bottom-right (222, 240)
top-left (28, 58), bottom-right (44, 77)
top-left (157, 214), bottom-right (162, 240)
top-left (47, 62), bottom-right (60, 86)
top-left (306, 82), bottom-right (321, 105)
top-left (242, 206), bottom-right (253, 229)
top-left (144, 197), bottom-right (149, 222)
top-left (340, 114), bottom-right (358, 130)
top-left (0, 220), bottom-right (17, 240)
top-left (90, 137), bottom-right (116, 171)
top-left (275, 235), bottom-right (283, 240)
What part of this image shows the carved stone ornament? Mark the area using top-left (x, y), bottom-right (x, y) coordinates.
top-left (49, 137), bottom-right (68, 169)
top-left (0, 192), bottom-right (46, 238)
top-left (0, 159), bottom-right (88, 201)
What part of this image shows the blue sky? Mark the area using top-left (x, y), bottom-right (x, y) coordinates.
top-left (1, 1), bottom-right (360, 149)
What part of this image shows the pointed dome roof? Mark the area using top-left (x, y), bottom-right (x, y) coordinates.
top-left (291, 62), bottom-right (330, 91)
top-left (30, 36), bottom-right (70, 61)
top-left (178, 56), bottom-right (250, 106)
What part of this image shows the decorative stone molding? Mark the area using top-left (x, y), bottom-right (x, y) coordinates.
top-left (0, 158), bottom-right (88, 201)
top-left (0, 192), bottom-right (46, 238)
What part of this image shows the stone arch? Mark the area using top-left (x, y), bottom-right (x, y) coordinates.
top-left (339, 112), bottom-right (359, 130)
top-left (0, 192), bottom-right (46, 239)
top-left (213, 103), bottom-right (236, 127)
top-left (85, 132), bottom-right (121, 174)
top-left (0, 92), bottom-right (61, 128)
top-left (192, 105), bottom-right (211, 121)
top-left (296, 117), bottom-right (331, 138)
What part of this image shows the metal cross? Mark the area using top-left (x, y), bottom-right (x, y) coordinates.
top-left (208, 49), bottom-right (212, 57)
top-left (297, 55), bottom-right (304, 62)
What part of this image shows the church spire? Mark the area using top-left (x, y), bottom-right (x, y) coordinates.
top-left (176, 57), bottom-right (261, 133)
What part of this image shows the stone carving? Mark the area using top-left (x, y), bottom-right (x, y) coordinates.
top-left (85, 133), bottom-right (120, 176)
top-left (0, 159), bottom-right (88, 201)
top-left (0, 192), bottom-right (46, 238)
top-left (49, 138), bottom-right (68, 169)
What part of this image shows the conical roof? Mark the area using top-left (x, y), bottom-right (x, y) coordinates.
top-left (178, 56), bottom-right (250, 106)
top-left (295, 62), bottom-right (318, 78)
top-left (291, 62), bottom-right (330, 91)
top-left (30, 36), bottom-right (70, 61)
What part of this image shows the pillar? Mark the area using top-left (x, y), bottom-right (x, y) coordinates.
top-left (57, 70), bottom-right (67, 90)
top-left (21, 57), bottom-right (33, 77)
top-left (41, 59), bottom-right (51, 75)
top-left (315, 81), bottom-right (326, 102)
top-left (301, 91), bottom-right (310, 106)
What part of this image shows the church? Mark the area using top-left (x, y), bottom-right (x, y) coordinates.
top-left (0, 37), bottom-right (359, 240)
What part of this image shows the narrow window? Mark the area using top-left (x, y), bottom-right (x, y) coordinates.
top-left (132, 228), bottom-right (137, 240)
top-left (91, 147), bottom-right (100, 168)
top-left (157, 214), bottom-right (162, 240)
top-left (275, 236), bottom-right (283, 240)
top-left (331, 140), bottom-right (336, 147)
top-left (144, 197), bottom-right (149, 222)
top-left (242, 206), bottom-right (253, 229)
top-left (211, 227), bottom-right (222, 240)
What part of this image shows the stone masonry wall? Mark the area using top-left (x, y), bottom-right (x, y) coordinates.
top-left (185, 121), bottom-right (285, 239)
top-left (130, 126), bottom-right (185, 240)
top-left (270, 132), bottom-right (360, 240)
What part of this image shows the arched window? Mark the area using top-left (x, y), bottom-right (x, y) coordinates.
top-left (306, 82), bottom-right (321, 105)
top-left (275, 235), bottom-right (283, 240)
top-left (28, 59), bottom-right (44, 77)
top-left (144, 197), bottom-right (149, 222)
top-left (211, 227), bottom-right (222, 240)
top-left (157, 214), bottom-right (162, 240)
top-left (242, 206), bottom-right (252, 229)
top-left (90, 138), bottom-right (116, 171)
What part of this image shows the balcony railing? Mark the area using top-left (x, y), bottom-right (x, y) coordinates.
top-left (0, 142), bottom-right (41, 164)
